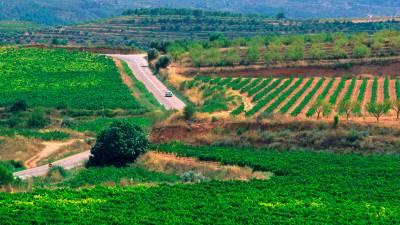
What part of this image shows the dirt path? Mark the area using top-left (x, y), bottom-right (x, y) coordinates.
top-left (25, 139), bottom-right (80, 168)
top-left (273, 78), bottom-right (307, 113)
top-left (298, 78), bottom-right (330, 117)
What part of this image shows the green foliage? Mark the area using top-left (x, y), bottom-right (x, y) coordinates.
top-left (9, 100), bottom-right (28, 112)
top-left (371, 77), bottom-right (379, 103)
top-left (231, 102), bottom-right (245, 116)
top-left (397, 78), bottom-right (400, 100)
top-left (365, 102), bottom-right (391, 122)
top-left (3, 142), bottom-right (400, 223)
top-left (183, 105), bottom-right (196, 120)
top-left (265, 78), bottom-right (304, 113)
top-left (247, 78), bottom-right (273, 96)
top-left (247, 78), bottom-right (294, 116)
top-left (352, 42), bottom-right (371, 58)
top-left (306, 78), bottom-right (335, 117)
top-left (0, 129), bottom-right (70, 141)
top-left (59, 167), bottom-right (179, 188)
top-left (88, 121), bottom-right (149, 167)
top-left (155, 55), bottom-right (171, 70)
top-left (337, 100), bottom-right (360, 120)
top-left (291, 77), bottom-right (325, 116)
top-left (384, 77), bottom-right (390, 101)
top-left (334, 115), bottom-right (339, 127)
top-left (329, 77), bottom-right (346, 104)
top-left (354, 78), bottom-right (368, 113)
top-left (73, 117), bottom-right (151, 134)
top-left (0, 48), bottom-right (140, 110)
top-left (27, 108), bottom-right (50, 129)
top-left (147, 48), bottom-right (159, 61)
top-left (252, 78), bottom-right (284, 102)
top-left (240, 78), bottom-right (262, 94)
top-left (0, 163), bottom-right (13, 187)
top-left (280, 78), bottom-right (314, 113)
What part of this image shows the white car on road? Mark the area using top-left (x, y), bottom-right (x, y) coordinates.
top-left (164, 91), bottom-right (173, 97)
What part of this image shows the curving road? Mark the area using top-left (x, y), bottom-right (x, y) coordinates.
top-left (110, 54), bottom-right (186, 110)
top-left (14, 151), bottom-right (91, 179)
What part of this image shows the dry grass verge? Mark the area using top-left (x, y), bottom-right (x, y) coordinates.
top-left (137, 151), bottom-right (270, 181)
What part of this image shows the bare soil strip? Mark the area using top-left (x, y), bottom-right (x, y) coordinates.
top-left (335, 79), bottom-right (351, 105)
top-left (284, 78), bottom-right (320, 114)
top-left (389, 79), bottom-right (398, 101)
top-left (273, 78), bottom-right (307, 113)
top-left (362, 80), bottom-right (373, 114)
top-left (249, 78), bottom-right (277, 100)
top-left (299, 78), bottom-right (330, 117)
top-left (324, 78), bottom-right (340, 102)
top-left (350, 79), bottom-right (362, 102)
top-left (377, 78), bottom-right (385, 103)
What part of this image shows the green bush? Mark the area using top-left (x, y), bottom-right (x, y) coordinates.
top-left (9, 100), bottom-right (28, 112)
top-left (27, 108), bottom-right (50, 128)
top-left (183, 105), bottom-right (196, 120)
top-left (88, 121), bottom-right (149, 167)
top-left (147, 48), bottom-right (159, 61)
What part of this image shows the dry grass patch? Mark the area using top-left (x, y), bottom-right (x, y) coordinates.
top-left (0, 137), bottom-right (43, 162)
top-left (137, 151), bottom-right (271, 181)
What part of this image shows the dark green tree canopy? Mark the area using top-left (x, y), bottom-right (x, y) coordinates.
top-left (88, 121), bottom-right (149, 167)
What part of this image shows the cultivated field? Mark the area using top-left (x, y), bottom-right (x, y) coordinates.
top-left (0, 48), bottom-right (140, 110)
top-left (186, 75), bottom-right (400, 120)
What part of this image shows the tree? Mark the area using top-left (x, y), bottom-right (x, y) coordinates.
top-left (27, 108), bottom-right (50, 129)
top-left (9, 100), bottom-right (28, 112)
top-left (276, 12), bottom-right (286, 20)
top-left (337, 100), bottom-right (360, 120)
top-left (246, 46), bottom-right (260, 63)
top-left (365, 102), bottom-right (391, 122)
top-left (0, 163), bottom-right (14, 192)
top-left (223, 48), bottom-right (241, 66)
top-left (286, 42), bottom-right (304, 61)
top-left (313, 100), bottom-right (333, 119)
top-left (309, 43), bottom-right (325, 60)
top-left (183, 104), bottom-right (196, 120)
top-left (352, 43), bottom-right (371, 58)
top-left (147, 48), bottom-right (159, 61)
top-left (88, 121), bottom-right (149, 167)
top-left (155, 55), bottom-right (171, 70)
top-left (392, 100), bottom-right (400, 120)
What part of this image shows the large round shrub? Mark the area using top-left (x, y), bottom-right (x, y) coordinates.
top-left (88, 121), bottom-right (149, 167)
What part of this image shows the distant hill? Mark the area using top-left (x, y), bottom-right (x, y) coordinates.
top-left (1, 0), bottom-right (400, 25)
top-left (2, 8), bottom-right (400, 48)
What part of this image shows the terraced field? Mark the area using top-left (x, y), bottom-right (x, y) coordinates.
top-left (194, 76), bottom-right (400, 118)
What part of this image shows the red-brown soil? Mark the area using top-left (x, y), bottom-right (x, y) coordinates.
top-left (184, 62), bottom-right (400, 78)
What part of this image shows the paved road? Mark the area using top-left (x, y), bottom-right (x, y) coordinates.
top-left (14, 151), bottom-right (91, 179)
top-left (110, 54), bottom-right (186, 110)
